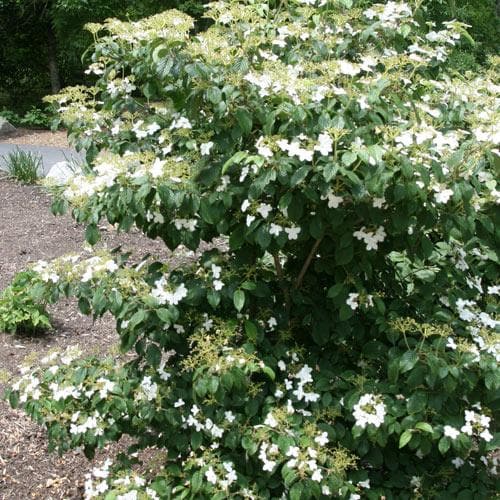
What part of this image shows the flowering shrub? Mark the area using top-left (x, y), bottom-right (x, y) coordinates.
top-left (5, 0), bottom-right (500, 497)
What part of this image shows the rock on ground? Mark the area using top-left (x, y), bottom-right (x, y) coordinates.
top-left (0, 117), bottom-right (16, 136)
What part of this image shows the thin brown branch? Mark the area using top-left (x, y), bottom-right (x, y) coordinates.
top-left (294, 237), bottom-right (323, 290)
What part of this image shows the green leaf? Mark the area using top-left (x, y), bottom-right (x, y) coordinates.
top-left (235, 108), bottom-right (253, 134)
top-left (327, 283), bottom-right (344, 299)
top-left (415, 422), bottom-right (433, 434)
top-left (335, 245), bottom-right (353, 266)
top-left (85, 224), bottom-right (100, 245)
top-left (233, 289), bottom-right (245, 311)
top-left (191, 432), bottom-right (203, 450)
top-left (244, 320), bottom-right (258, 341)
top-left (291, 166), bottom-right (309, 186)
top-left (399, 351), bottom-right (418, 373)
top-left (438, 436), bottom-right (450, 454)
top-left (8, 391), bottom-right (19, 409)
top-left (191, 471), bottom-right (203, 493)
top-left (222, 151), bottom-right (248, 174)
top-left (342, 151), bottom-right (357, 166)
top-left (399, 430), bottom-right (412, 448)
top-left (262, 366), bottom-right (275, 380)
top-left (241, 436), bottom-right (258, 455)
top-left (146, 344), bottom-right (161, 368)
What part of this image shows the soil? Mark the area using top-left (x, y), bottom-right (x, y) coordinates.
top-left (0, 172), bottom-right (199, 499)
top-left (1, 128), bottom-right (70, 149)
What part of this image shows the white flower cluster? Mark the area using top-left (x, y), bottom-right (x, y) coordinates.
top-left (107, 77), bottom-right (136, 98)
top-left (139, 376), bottom-right (158, 401)
top-left (132, 120), bottom-right (161, 139)
top-left (346, 292), bottom-right (374, 311)
top-left (454, 298), bottom-right (500, 362)
top-left (353, 226), bottom-right (386, 251)
top-left (173, 218), bottom-right (198, 232)
top-left (182, 404), bottom-right (226, 440)
top-left (204, 461), bottom-right (237, 489)
top-left (70, 410), bottom-right (105, 436)
top-left (285, 437), bottom-right (328, 483)
top-left (211, 263), bottom-right (224, 291)
top-left (460, 409), bottom-right (493, 442)
top-left (363, 1), bottom-right (412, 29)
top-left (84, 460), bottom-right (158, 500)
top-left (151, 277), bottom-right (188, 306)
top-left (352, 393), bottom-right (386, 428)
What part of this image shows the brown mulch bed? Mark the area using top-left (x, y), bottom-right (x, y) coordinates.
top-left (1, 128), bottom-right (70, 148)
top-left (0, 172), bottom-right (187, 499)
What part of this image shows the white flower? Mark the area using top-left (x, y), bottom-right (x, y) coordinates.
top-left (267, 317), bottom-right (278, 330)
top-left (346, 293), bottom-right (359, 310)
top-left (225, 411), bottom-right (235, 423)
top-left (264, 413), bottom-right (278, 428)
top-left (200, 141), bottom-right (214, 156)
top-left (211, 264), bottom-right (222, 278)
top-left (285, 226), bottom-right (301, 240)
top-left (321, 189), bottom-right (343, 209)
top-left (434, 187), bottom-right (454, 204)
top-left (140, 376), bottom-right (158, 401)
top-left (213, 279), bottom-right (224, 291)
top-left (311, 469), bottom-right (323, 482)
top-left (256, 136), bottom-right (273, 158)
top-left (174, 398), bottom-right (185, 408)
top-left (205, 466), bottom-right (217, 484)
top-left (269, 223), bottom-right (283, 236)
top-left (257, 203), bottom-right (272, 218)
top-left (219, 12), bottom-right (233, 24)
top-left (314, 432), bottom-right (329, 446)
top-left (353, 393), bottom-right (386, 428)
top-left (314, 132), bottom-right (333, 156)
top-left (443, 425), bottom-right (460, 439)
top-left (446, 337), bottom-right (457, 350)
top-left (338, 60), bottom-right (360, 76)
top-left (151, 279), bottom-right (188, 306)
top-left (150, 158), bottom-right (166, 178)
top-left (241, 199), bottom-right (251, 212)
top-left (246, 215), bottom-right (256, 227)
top-left (452, 457), bottom-right (465, 469)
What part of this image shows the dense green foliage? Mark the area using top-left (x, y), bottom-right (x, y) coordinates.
top-left (0, 0), bottom-right (208, 114)
top-left (0, 270), bottom-right (51, 333)
top-left (3, 0), bottom-right (499, 498)
top-left (0, 0), bottom-right (498, 115)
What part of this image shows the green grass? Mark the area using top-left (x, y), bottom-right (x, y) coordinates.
top-left (2, 148), bottom-right (42, 184)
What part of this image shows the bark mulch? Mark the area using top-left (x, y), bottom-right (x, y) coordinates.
top-left (1, 128), bottom-right (70, 149)
top-left (0, 172), bottom-right (190, 499)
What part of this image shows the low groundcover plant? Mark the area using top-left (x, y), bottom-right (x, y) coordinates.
top-left (3, 0), bottom-right (499, 498)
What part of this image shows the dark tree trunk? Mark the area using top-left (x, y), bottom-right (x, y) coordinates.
top-left (47, 23), bottom-right (61, 94)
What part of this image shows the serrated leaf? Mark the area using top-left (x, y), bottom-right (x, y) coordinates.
top-left (400, 351), bottom-right (418, 373)
top-left (233, 289), bottom-right (245, 311)
top-left (438, 436), bottom-right (450, 454)
top-left (399, 430), bottom-right (412, 448)
top-left (415, 422), bottom-right (433, 434)
top-left (235, 108), bottom-right (253, 134)
top-left (291, 166), bottom-right (309, 186)
top-left (342, 151), bottom-right (357, 166)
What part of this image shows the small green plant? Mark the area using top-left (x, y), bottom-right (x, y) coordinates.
top-left (19, 106), bottom-right (52, 128)
top-left (3, 148), bottom-right (42, 184)
top-left (0, 270), bottom-right (52, 334)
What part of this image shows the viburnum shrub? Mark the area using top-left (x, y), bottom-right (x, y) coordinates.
top-left (4, 0), bottom-right (499, 498)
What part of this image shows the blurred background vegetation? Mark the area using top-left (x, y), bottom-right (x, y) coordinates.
top-left (0, 0), bottom-right (497, 127)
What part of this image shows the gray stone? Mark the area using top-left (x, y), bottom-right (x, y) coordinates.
top-left (46, 160), bottom-right (81, 184)
top-left (0, 117), bottom-right (16, 136)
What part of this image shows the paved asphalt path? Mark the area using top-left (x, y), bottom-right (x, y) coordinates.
top-left (0, 143), bottom-right (84, 176)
